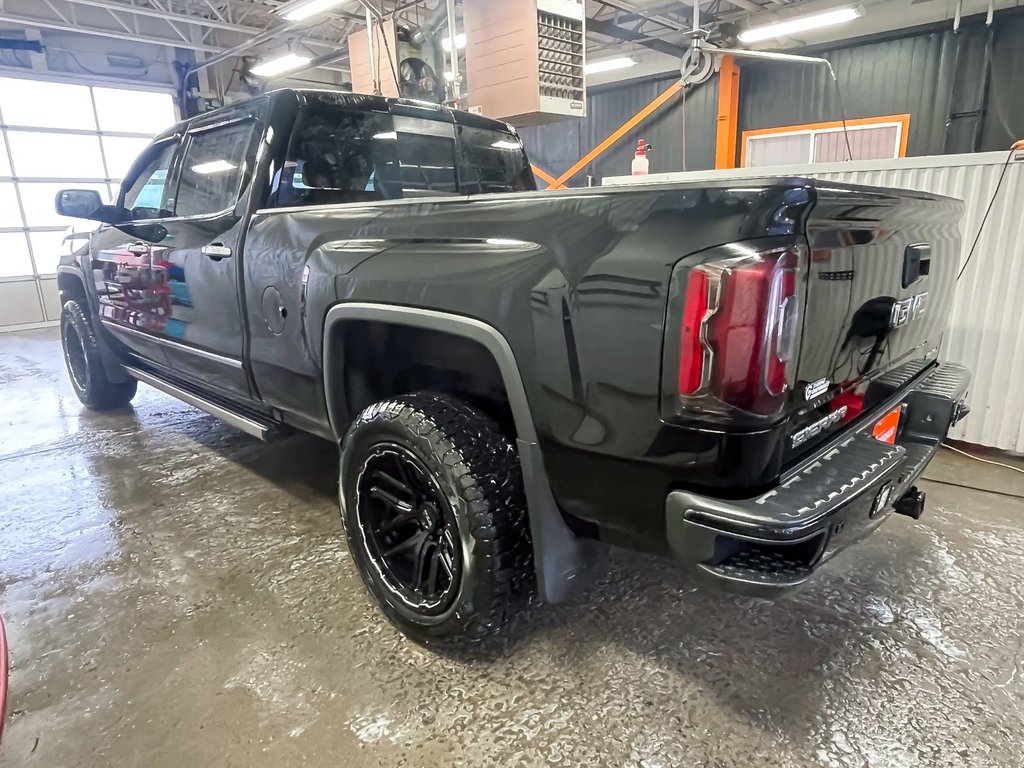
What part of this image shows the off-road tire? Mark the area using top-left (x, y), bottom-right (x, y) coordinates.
top-left (60, 299), bottom-right (137, 410)
top-left (340, 392), bottom-right (532, 646)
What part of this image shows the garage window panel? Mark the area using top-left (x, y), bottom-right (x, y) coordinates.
top-left (7, 131), bottom-right (106, 179)
top-left (0, 78), bottom-right (96, 130)
top-left (0, 183), bottom-right (22, 228)
top-left (102, 135), bottom-right (154, 179)
top-left (0, 133), bottom-right (11, 177)
top-left (0, 74), bottom-right (177, 326)
top-left (28, 229), bottom-right (72, 275)
top-left (0, 232), bottom-right (34, 278)
top-left (18, 182), bottom-right (109, 228)
top-left (92, 87), bottom-right (176, 135)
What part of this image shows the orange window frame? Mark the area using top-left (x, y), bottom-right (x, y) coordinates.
top-left (740, 113), bottom-right (911, 167)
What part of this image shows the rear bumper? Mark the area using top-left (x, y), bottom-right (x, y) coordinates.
top-left (665, 362), bottom-right (970, 597)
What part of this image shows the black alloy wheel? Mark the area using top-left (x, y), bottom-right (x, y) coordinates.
top-left (60, 299), bottom-right (137, 410)
top-left (354, 444), bottom-right (462, 613)
top-left (340, 392), bottom-right (532, 645)
top-left (63, 322), bottom-right (89, 392)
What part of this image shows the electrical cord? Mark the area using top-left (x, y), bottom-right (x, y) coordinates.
top-left (825, 61), bottom-right (855, 162)
top-left (379, 36), bottom-right (401, 96)
top-left (956, 146), bottom-right (1016, 281)
top-left (224, 59), bottom-right (240, 95)
top-left (375, 12), bottom-right (402, 96)
top-left (943, 443), bottom-right (1024, 477)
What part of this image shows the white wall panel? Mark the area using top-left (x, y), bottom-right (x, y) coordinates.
top-left (606, 151), bottom-right (1024, 451)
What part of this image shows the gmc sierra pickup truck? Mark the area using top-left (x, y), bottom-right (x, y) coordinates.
top-left (55, 88), bottom-right (970, 645)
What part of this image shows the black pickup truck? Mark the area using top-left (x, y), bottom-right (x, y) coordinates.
top-left (55, 88), bottom-right (970, 645)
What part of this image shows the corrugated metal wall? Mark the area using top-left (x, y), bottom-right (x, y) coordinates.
top-left (981, 14), bottom-right (1024, 150)
top-left (522, 11), bottom-right (1024, 187)
top-left (604, 151), bottom-right (1024, 452)
top-left (809, 154), bottom-right (1024, 452)
top-left (519, 72), bottom-right (719, 185)
top-left (741, 31), bottom-right (958, 156)
top-left (739, 12), bottom-right (1024, 157)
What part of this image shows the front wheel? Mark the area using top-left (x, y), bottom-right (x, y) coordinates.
top-left (60, 299), bottom-right (137, 410)
top-left (340, 392), bottom-right (532, 646)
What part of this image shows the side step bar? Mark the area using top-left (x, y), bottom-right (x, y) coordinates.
top-left (124, 365), bottom-right (278, 441)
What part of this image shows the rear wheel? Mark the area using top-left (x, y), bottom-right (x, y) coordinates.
top-left (340, 392), bottom-right (532, 645)
top-left (60, 299), bottom-right (137, 410)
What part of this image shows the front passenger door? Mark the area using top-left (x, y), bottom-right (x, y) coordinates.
top-left (93, 136), bottom-right (180, 367)
top-left (151, 106), bottom-right (265, 399)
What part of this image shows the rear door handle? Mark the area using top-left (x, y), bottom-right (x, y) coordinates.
top-left (202, 243), bottom-right (232, 260)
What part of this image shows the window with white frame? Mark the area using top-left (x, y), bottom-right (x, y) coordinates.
top-left (742, 116), bottom-right (908, 168)
top-left (0, 76), bottom-right (176, 279)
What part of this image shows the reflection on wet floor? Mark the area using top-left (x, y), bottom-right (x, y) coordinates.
top-left (1, 328), bottom-right (1023, 768)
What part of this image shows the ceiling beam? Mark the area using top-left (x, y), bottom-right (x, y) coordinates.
top-left (593, 0), bottom-right (692, 32)
top-left (0, 10), bottom-right (221, 51)
top-left (56, 0), bottom-right (346, 48)
top-left (587, 16), bottom-right (686, 57)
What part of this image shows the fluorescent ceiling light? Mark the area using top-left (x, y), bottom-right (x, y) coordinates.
top-left (584, 56), bottom-right (637, 75)
top-left (738, 6), bottom-right (864, 43)
top-left (251, 52), bottom-right (313, 78)
top-left (490, 140), bottom-right (521, 150)
top-left (277, 0), bottom-right (345, 22)
top-left (441, 33), bottom-right (466, 51)
top-left (191, 160), bottom-right (236, 175)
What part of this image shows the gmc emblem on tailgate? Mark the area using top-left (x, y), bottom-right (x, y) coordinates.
top-left (890, 293), bottom-right (928, 329)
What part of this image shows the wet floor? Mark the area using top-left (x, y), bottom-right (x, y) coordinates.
top-left (1, 327), bottom-right (1023, 767)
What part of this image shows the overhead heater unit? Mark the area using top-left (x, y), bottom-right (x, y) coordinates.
top-left (348, 19), bottom-right (400, 98)
top-left (463, 0), bottom-right (586, 126)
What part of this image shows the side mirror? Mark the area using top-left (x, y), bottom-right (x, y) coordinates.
top-left (54, 189), bottom-right (104, 220)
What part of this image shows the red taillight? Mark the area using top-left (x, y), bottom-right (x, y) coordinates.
top-left (678, 268), bottom-right (708, 394)
top-left (677, 246), bottom-right (802, 417)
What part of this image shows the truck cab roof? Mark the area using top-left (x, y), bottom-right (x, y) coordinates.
top-left (155, 88), bottom-right (518, 143)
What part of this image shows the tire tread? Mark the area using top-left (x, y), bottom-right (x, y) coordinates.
top-left (342, 392), bottom-right (532, 644)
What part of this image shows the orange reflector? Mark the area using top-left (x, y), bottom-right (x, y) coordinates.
top-left (872, 406), bottom-right (902, 445)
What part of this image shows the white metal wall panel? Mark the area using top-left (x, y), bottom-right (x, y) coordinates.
top-left (605, 152), bottom-right (1024, 451)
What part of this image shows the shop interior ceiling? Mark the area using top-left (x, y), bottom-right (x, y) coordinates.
top-left (0, 0), bottom-right (1016, 87)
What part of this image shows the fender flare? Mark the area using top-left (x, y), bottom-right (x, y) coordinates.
top-left (322, 302), bottom-right (606, 604)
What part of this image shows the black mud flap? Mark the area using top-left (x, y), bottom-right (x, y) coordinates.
top-left (517, 439), bottom-right (608, 604)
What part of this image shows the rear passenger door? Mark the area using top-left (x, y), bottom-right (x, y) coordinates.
top-left (151, 103), bottom-right (266, 399)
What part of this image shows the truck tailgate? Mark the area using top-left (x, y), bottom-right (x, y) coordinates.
top-left (788, 182), bottom-right (963, 458)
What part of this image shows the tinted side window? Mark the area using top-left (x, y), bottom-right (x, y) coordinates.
top-left (122, 140), bottom-right (177, 218)
top-left (175, 120), bottom-right (255, 217)
top-left (278, 109), bottom-right (394, 207)
top-left (275, 109), bottom-right (462, 208)
top-left (394, 116), bottom-right (457, 195)
top-left (456, 126), bottom-right (534, 194)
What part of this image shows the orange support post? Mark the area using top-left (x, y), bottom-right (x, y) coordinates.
top-left (547, 81), bottom-right (684, 189)
top-left (715, 56), bottom-right (740, 170)
top-left (531, 164), bottom-right (558, 188)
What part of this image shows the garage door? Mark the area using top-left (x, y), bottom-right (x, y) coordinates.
top-left (0, 75), bottom-right (177, 330)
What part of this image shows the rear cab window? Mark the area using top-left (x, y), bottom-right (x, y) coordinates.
top-left (272, 102), bottom-right (534, 209)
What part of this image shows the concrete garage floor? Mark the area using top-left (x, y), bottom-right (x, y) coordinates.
top-left (2, 328), bottom-right (1023, 768)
